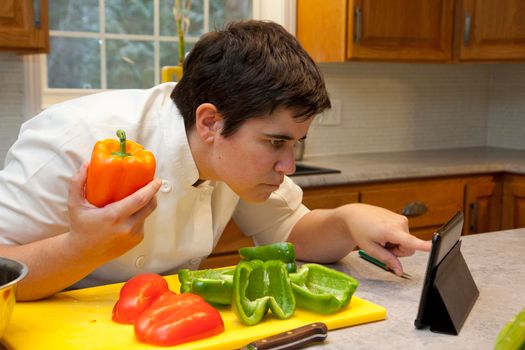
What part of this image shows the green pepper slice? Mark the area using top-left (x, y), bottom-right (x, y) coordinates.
top-left (289, 263), bottom-right (359, 314)
top-left (494, 308), bottom-right (525, 350)
top-left (232, 260), bottom-right (296, 326)
top-left (178, 267), bottom-right (234, 305)
top-left (239, 242), bottom-right (297, 273)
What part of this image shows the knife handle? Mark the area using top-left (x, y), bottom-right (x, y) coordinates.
top-left (241, 322), bottom-right (328, 350)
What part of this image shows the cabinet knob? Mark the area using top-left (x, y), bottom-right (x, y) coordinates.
top-left (401, 201), bottom-right (427, 217)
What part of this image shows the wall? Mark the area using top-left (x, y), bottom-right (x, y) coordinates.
top-left (0, 53), bottom-right (25, 165)
top-left (0, 56), bottom-right (524, 165)
top-left (306, 62), bottom-right (491, 156)
top-left (486, 64), bottom-right (525, 149)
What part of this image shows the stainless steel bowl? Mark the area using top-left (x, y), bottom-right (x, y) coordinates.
top-left (0, 257), bottom-right (28, 338)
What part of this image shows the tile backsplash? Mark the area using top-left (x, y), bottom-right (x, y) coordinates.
top-left (0, 53), bottom-right (25, 165)
top-left (1, 53), bottom-right (524, 165)
top-left (306, 62), bottom-right (491, 156)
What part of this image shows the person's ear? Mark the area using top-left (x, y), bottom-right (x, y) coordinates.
top-left (195, 103), bottom-right (224, 143)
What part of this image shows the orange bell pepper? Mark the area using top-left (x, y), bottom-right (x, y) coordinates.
top-left (85, 130), bottom-right (156, 207)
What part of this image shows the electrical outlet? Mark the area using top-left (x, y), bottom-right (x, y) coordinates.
top-left (316, 99), bottom-right (341, 126)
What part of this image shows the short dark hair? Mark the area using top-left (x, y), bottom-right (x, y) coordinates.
top-left (171, 20), bottom-right (331, 137)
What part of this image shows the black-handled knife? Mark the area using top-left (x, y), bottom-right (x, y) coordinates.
top-left (240, 322), bottom-right (328, 350)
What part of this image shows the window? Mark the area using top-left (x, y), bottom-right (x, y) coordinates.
top-left (45, 0), bottom-right (252, 91)
top-left (31, 0), bottom-right (295, 110)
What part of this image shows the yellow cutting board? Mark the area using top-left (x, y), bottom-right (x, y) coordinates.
top-left (2, 274), bottom-right (386, 350)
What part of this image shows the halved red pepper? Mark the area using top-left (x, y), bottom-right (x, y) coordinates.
top-left (112, 273), bottom-right (169, 324)
top-left (134, 292), bottom-right (225, 346)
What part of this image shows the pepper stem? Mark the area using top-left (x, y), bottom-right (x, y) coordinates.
top-left (112, 129), bottom-right (131, 157)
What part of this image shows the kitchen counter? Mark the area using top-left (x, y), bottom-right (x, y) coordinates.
top-left (1, 230), bottom-right (522, 349)
top-left (292, 146), bottom-right (525, 187)
top-left (308, 229), bottom-right (525, 349)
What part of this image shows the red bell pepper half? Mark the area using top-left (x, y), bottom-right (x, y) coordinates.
top-left (134, 292), bottom-right (225, 346)
top-left (112, 273), bottom-right (169, 324)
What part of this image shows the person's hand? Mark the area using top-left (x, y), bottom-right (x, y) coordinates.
top-left (340, 203), bottom-right (431, 275)
top-left (66, 162), bottom-right (162, 264)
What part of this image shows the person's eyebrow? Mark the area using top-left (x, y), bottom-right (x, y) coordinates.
top-left (263, 133), bottom-right (307, 141)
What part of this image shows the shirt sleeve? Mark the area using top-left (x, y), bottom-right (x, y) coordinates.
top-left (0, 105), bottom-right (91, 245)
top-left (232, 176), bottom-right (310, 245)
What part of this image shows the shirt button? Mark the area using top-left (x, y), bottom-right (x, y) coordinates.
top-left (160, 180), bottom-right (172, 193)
top-left (135, 255), bottom-right (145, 268)
top-left (189, 258), bottom-right (201, 266)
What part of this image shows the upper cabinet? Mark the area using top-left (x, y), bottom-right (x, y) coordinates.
top-left (0, 0), bottom-right (49, 54)
top-left (296, 0), bottom-right (525, 63)
top-left (457, 0), bottom-right (525, 61)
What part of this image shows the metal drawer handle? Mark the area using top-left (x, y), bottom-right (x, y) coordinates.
top-left (33, 0), bottom-right (41, 28)
top-left (464, 13), bottom-right (472, 46)
top-left (354, 7), bottom-right (362, 43)
top-left (401, 201), bottom-right (427, 217)
top-left (469, 202), bottom-right (477, 233)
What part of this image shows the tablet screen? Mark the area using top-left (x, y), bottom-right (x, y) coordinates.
top-left (414, 211), bottom-right (464, 329)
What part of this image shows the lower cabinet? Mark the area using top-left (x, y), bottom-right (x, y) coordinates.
top-left (359, 178), bottom-right (464, 240)
top-left (464, 176), bottom-right (502, 234)
top-left (201, 173), bottom-right (518, 269)
top-left (501, 174), bottom-right (525, 229)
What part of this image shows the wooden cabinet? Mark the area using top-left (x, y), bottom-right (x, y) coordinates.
top-left (464, 175), bottom-right (502, 234)
top-left (296, 0), bottom-right (525, 63)
top-left (360, 178), bottom-right (464, 240)
top-left (348, 0), bottom-right (455, 62)
top-left (201, 173), bottom-right (522, 269)
top-left (501, 174), bottom-right (525, 229)
top-left (302, 186), bottom-right (359, 209)
top-left (0, 0), bottom-right (49, 53)
top-left (456, 0), bottom-right (525, 61)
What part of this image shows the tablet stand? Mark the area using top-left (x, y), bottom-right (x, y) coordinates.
top-left (424, 240), bottom-right (479, 335)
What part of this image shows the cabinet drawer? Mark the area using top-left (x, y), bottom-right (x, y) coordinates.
top-left (360, 181), bottom-right (464, 230)
top-left (303, 186), bottom-right (359, 209)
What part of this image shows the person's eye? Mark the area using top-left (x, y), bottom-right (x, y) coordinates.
top-left (269, 139), bottom-right (285, 149)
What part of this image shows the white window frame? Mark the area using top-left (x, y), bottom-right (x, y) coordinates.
top-left (23, 0), bottom-right (296, 115)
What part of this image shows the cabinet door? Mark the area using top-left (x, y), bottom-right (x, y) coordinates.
top-left (464, 177), bottom-right (501, 234)
top-left (303, 186), bottom-right (359, 209)
top-left (348, 0), bottom-right (455, 61)
top-left (296, 0), bottom-right (347, 62)
top-left (0, 0), bottom-right (48, 53)
top-left (502, 175), bottom-right (525, 229)
top-left (360, 179), bottom-right (464, 240)
top-left (458, 0), bottom-right (525, 61)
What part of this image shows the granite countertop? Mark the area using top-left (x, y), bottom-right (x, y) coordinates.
top-left (308, 229), bottom-right (525, 350)
top-left (291, 146), bottom-right (525, 187)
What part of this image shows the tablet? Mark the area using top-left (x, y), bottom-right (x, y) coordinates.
top-left (414, 211), bottom-right (464, 329)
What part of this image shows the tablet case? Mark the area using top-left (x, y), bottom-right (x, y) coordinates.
top-left (420, 239), bottom-right (479, 335)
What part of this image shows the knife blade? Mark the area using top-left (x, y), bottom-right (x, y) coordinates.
top-left (358, 250), bottom-right (412, 279)
top-left (240, 322), bottom-right (328, 350)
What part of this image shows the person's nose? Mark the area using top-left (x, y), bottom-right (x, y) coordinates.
top-left (274, 149), bottom-right (296, 175)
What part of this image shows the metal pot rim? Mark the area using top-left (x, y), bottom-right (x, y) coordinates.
top-left (0, 257), bottom-right (28, 291)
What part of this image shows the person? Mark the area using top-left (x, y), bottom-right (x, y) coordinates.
top-left (0, 20), bottom-right (430, 301)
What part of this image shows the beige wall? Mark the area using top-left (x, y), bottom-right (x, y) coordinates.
top-left (0, 53), bottom-right (524, 165)
top-left (306, 63), bottom-right (490, 156)
top-left (487, 64), bottom-right (525, 149)
top-left (0, 53), bottom-right (25, 165)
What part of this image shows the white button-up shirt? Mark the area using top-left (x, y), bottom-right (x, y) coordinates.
top-left (0, 83), bottom-right (309, 288)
